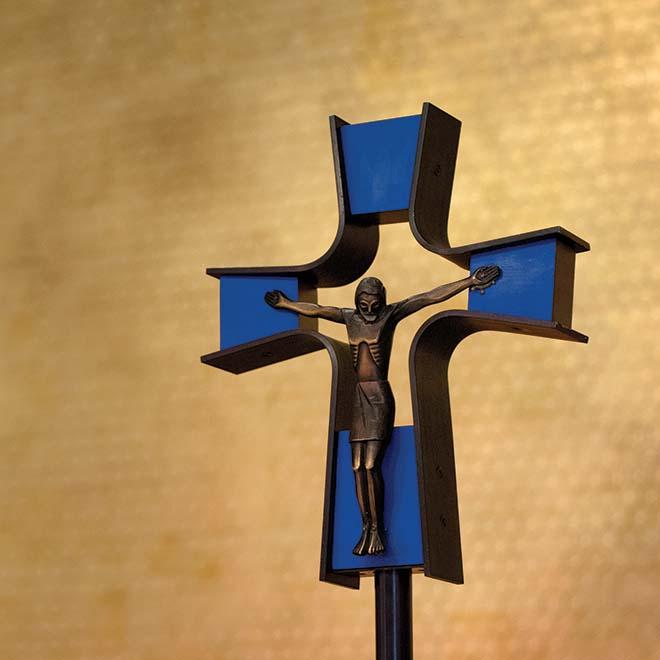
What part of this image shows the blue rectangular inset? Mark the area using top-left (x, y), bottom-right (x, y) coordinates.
top-left (332, 426), bottom-right (423, 571)
top-left (341, 115), bottom-right (421, 215)
top-left (220, 276), bottom-right (299, 349)
top-left (468, 239), bottom-right (557, 321)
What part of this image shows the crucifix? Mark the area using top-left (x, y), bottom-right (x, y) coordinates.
top-left (201, 102), bottom-right (589, 660)
top-left (265, 266), bottom-right (500, 556)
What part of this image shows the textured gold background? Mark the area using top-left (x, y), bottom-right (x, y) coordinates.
top-left (2, 1), bottom-right (659, 658)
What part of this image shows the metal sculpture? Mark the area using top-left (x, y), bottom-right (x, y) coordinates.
top-left (265, 266), bottom-right (500, 555)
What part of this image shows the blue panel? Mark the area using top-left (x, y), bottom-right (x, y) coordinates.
top-left (220, 276), bottom-right (299, 349)
top-left (341, 115), bottom-right (421, 215)
top-left (332, 426), bottom-right (423, 571)
top-left (468, 239), bottom-right (557, 321)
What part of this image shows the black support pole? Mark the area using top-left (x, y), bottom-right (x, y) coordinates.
top-left (375, 569), bottom-right (413, 660)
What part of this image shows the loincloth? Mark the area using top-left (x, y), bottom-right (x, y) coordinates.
top-left (349, 380), bottom-right (395, 443)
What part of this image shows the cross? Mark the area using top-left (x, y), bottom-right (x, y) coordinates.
top-left (201, 102), bottom-right (589, 660)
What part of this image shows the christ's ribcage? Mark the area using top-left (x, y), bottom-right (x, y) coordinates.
top-left (369, 343), bottom-right (384, 367)
top-left (351, 342), bottom-right (385, 369)
top-left (351, 344), bottom-right (359, 367)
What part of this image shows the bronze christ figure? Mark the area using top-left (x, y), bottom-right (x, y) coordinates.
top-left (266, 265), bottom-right (500, 555)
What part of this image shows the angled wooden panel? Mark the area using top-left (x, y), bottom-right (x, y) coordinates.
top-left (409, 311), bottom-right (588, 584)
top-left (408, 101), bottom-right (462, 252)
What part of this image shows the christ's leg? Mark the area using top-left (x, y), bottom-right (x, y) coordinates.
top-left (351, 442), bottom-right (370, 556)
top-left (364, 440), bottom-right (385, 555)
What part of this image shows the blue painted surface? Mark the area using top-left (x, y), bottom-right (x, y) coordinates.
top-left (341, 115), bottom-right (421, 215)
top-left (468, 239), bottom-right (557, 321)
top-left (332, 426), bottom-right (424, 571)
top-left (220, 276), bottom-right (299, 349)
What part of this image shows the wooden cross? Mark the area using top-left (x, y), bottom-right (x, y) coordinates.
top-left (201, 102), bottom-right (589, 659)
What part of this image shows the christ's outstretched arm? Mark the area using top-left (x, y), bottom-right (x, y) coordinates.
top-left (392, 265), bottom-right (501, 322)
top-left (265, 290), bottom-right (345, 323)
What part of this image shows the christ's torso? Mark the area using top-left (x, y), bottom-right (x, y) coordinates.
top-left (342, 306), bottom-right (398, 382)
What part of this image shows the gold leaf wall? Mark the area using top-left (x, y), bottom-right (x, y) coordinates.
top-left (2, 1), bottom-right (659, 659)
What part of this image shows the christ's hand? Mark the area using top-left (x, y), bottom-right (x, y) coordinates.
top-left (470, 265), bottom-right (501, 293)
top-left (265, 290), bottom-right (290, 308)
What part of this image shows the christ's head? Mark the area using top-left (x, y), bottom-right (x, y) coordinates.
top-left (355, 277), bottom-right (386, 323)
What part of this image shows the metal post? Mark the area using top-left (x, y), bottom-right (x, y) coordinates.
top-left (375, 569), bottom-right (413, 660)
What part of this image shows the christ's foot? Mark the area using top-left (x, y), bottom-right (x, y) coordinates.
top-left (352, 524), bottom-right (370, 556)
top-left (367, 527), bottom-right (385, 555)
